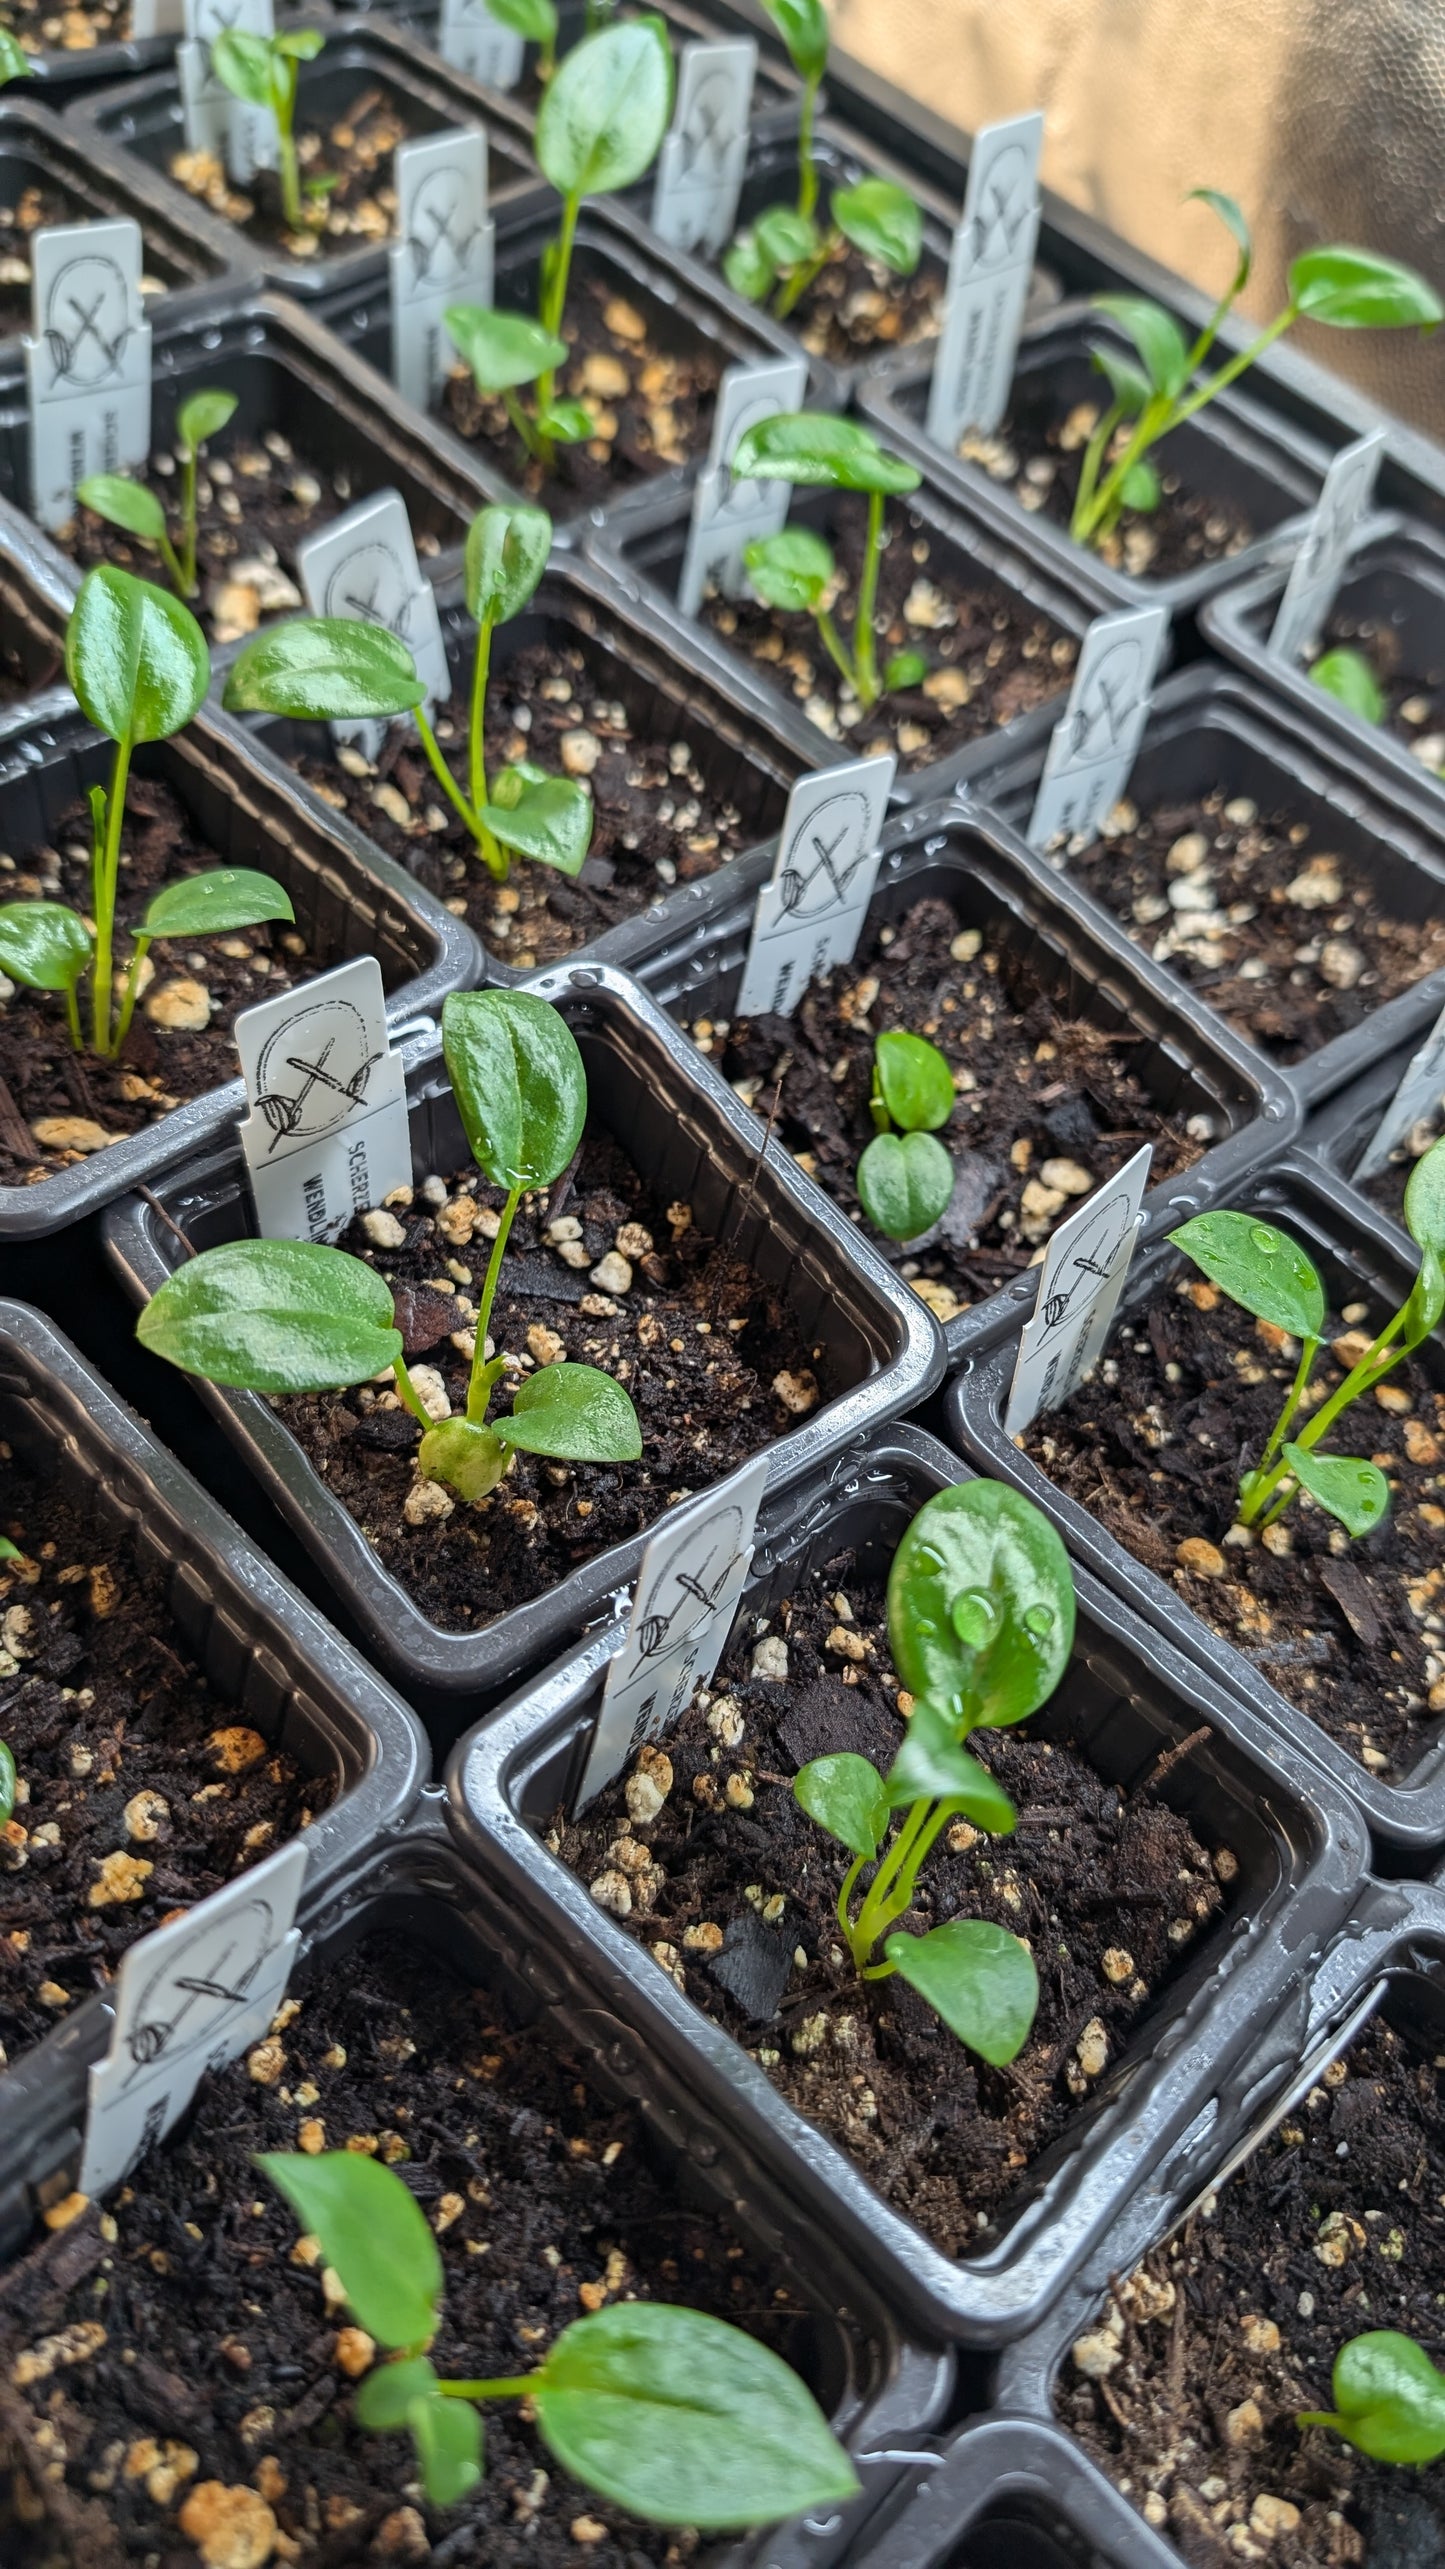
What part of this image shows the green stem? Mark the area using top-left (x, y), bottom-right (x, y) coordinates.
top-left (1180, 281), bottom-right (1241, 382)
top-left (850, 1796), bottom-right (933, 1963)
top-left (501, 383), bottom-right (548, 470)
top-left (536, 190), bottom-right (579, 417)
top-left (275, 65), bottom-right (303, 233)
top-left (62, 976), bottom-right (82, 1054)
top-left (797, 70), bottom-right (819, 222)
top-left (835, 1849), bottom-right (867, 1941)
top-left (1069, 397), bottom-right (1124, 540)
top-left (851, 489), bottom-right (884, 707)
top-left (1167, 305), bottom-right (1297, 432)
top-left (1241, 1308), bottom-right (1409, 1523)
top-left (413, 702), bottom-right (506, 877)
top-left (1074, 307), bottom-right (1298, 552)
top-left (468, 1185), bottom-right (522, 1415)
top-left (112, 932), bottom-right (151, 1056)
top-left (773, 229), bottom-right (837, 321)
top-left (155, 526), bottom-right (188, 602)
top-left (813, 606), bottom-right (859, 699)
top-left (392, 1354), bottom-right (434, 1431)
top-left (437, 2375), bottom-right (537, 2402)
top-left (1237, 1333), bottom-right (1320, 1519)
top-left (179, 444), bottom-right (198, 597)
top-left (90, 733), bottom-right (131, 1056)
top-left (468, 612), bottom-right (492, 821)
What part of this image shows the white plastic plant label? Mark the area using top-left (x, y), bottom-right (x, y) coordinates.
top-left (297, 489), bottom-right (451, 762)
top-left (925, 110), bottom-right (1044, 449)
top-left (1354, 989), bottom-right (1445, 1181)
top-left (391, 129), bottom-right (495, 413)
top-left (179, 0), bottom-right (276, 182)
top-left (677, 350), bottom-right (809, 615)
top-left (575, 1453), bottom-right (771, 1811)
top-left (77, 1837), bottom-right (308, 2201)
top-left (236, 955), bottom-right (413, 1241)
top-left (735, 754), bottom-right (897, 1019)
top-left (1025, 604), bottom-right (1170, 850)
top-left (131, 0), bottom-right (185, 34)
top-left (1003, 1143), bottom-right (1153, 1437)
top-left (438, 0), bottom-right (525, 91)
top-left (1268, 427), bottom-right (1386, 666)
top-left (651, 38), bottom-right (757, 260)
top-left (26, 221), bottom-right (152, 535)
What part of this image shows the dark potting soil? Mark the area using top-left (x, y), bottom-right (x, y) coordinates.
top-left (441, 277), bottom-right (722, 517)
top-left (1310, 609), bottom-right (1445, 769)
top-left (958, 397), bottom-right (1256, 584)
top-left (703, 494), bottom-right (1075, 767)
top-left (706, 893), bottom-right (1203, 1328)
top-left (554, 1553), bottom-right (1229, 2256)
top-left (761, 238), bottom-right (945, 370)
top-left (1024, 1277), bottom-right (1445, 1778)
top-left (293, 640), bottom-right (762, 969)
top-left (278, 1130), bottom-right (829, 1631)
top-left (1066, 2011), bottom-right (1445, 2568)
top-left (0, 1936), bottom-right (830, 2568)
top-left (168, 84), bottom-right (413, 259)
top-left (1052, 784), bottom-right (1445, 1065)
top-left (0, 1455), bottom-right (329, 2071)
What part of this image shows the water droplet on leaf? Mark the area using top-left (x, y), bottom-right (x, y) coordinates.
top-left (1023, 1604), bottom-right (1055, 1639)
top-left (1249, 1225), bottom-right (1278, 1253)
top-left (950, 1587), bottom-right (1000, 1648)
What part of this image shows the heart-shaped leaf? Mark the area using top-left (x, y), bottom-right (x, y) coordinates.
top-left (481, 769), bottom-right (593, 876)
top-left (1289, 247), bottom-right (1442, 330)
top-left (1283, 1443), bottom-right (1390, 1537)
top-left (884, 1917), bottom-right (1039, 2063)
top-left (1168, 1209), bottom-right (1326, 1342)
top-left (177, 388), bottom-right (238, 455)
top-left (77, 475), bottom-right (169, 547)
top-left (754, 203), bottom-right (820, 271)
top-left (534, 18), bottom-right (673, 199)
top-left (832, 177), bottom-right (921, 277)
top-left (445, 307), bottom-right (568, 394)
top-left (1301, 2330), bottom-right (1445, 2465)
top-left (882, 1699), bottom-right (1018, 1831)
top-left (875, 1028), bottom-right (954, 1134)
top-left (355, 2354), bottom-right (440, 2432)
top-left (257, 2152), bottom-right (442, 2351)
top-left (757, 0), bottom-right (828, 82)
top-left (732, 411), bottom-right (921, 497)
top-left (1309, 645), bottom-right (1385, 723)
top-left (210, 28), bottom-right (275, 107)
top-left (1091, 294), bottom-right (1190, 398)
top-left (1405, 1135), bottom-right (1445, 1258)
top-left (441, 986), bottom-right (587, 1192)
top-left (743, 527), bottom-right (835, 615)
top-left (0, 901), bottom-right (92, 994)
top-left (503, 1361), bottom-right (641, 1461)
top-left (464, 502), bottom-right (552, 627)
top-left (137, 1239), bottom-right (402, 1393)
top-left (138, 869), bottom-right (294, 942)
top-left (223, 618), bottom-right (425, 723)
top-left (887, 1479), bottom-right (1076, 1733)
top-left (794, 1751), bottom-right (888, 1860)
top-left (66, 566), bottom-right (209, 746)
top-left (856, 1130), bottom-right (955, 1242)
top-left (1402, 1237), bottom-right (1445, 1351)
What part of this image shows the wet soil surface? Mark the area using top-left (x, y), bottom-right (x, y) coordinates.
top-left (278, 1131), bottom-right (829, 1632)
top-left (0, 774), bottom-right (320, 1188)
top-left (0, 1935), bottom-right (832, 2566)
top-left (441, 278), bottom-right (721, 519)
top-left (702, 894), bottom-right (1203, 1329)
top-left (1050, 783), bottom-right (1445, 1065)
top-left (958, 396), bottom-right (1258, 584)
top-left (1024, 1276), bottom-right (1445, 1778)
top-left (758, 237), bottom-right (945, 370)
top-left (1311, 607), bottom-right (1445, 769)
top-left (168, 84), bottom-right (413, 260)
top-left (0, 1456), bottom-right (329, 2071)
top-left (1067, 2011), bottom-right (1445, 2567)
top-left (555, 1550), bottom-right (1229, 2257)
top-left (292, 638), bottom-right (767, 970)
top-left (702, 495), bottom-right (1075, 770)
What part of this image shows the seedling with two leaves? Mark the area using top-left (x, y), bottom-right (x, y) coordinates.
top-left (258, 2146), bottom-right (857, 2522)
top-left (212, 27), bottom-right (329, 237)
top-left (736, 412), bottom-right (927, 710)
top-left (795, 1479), bottom-right (1074, 2062)
top-left (77, 390), bottom-right (239, 604)
top-left (1299, 2330), bottom-right (1445, 2466)
top-left (0, 568), bottom-right (292, 1062)
top-left (139, 988), bottom-right (642, 1505)
top-left (856, 1028), bottom-right (956, 1243)
top-left (1169, 1134), bottom-right (1445, 1538)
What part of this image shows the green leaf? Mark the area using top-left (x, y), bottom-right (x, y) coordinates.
top-left (355, 2354), bottom-right (440, 2431)
top-left (0, 1740), bottom-right (14, 1829)
top-left (536, 397), bottom-right (595, 443)
top-left (885, 649), bottom-right (928, 690)
top-left (256, 2151), bottom-right (441, 2352)
top-left (534, 18), bottom-right (673, 198)
top-left (832, 177), bottom-right (922, 277)
top-left (1167, 1209), bottom-right (1326, 1341)
top-left (65, 566), bottom-right (209, 746)
top-left (884, 1918), bottom-right (1038, 2063)
top-left (418, 1416), bottom-right (512, 1501)
top-left (444, 306), bottom-right (568, 395)
top-left (1309, 646), bottom-right (1385, 725)
top-left (887, 1479), bottom-right (1076, 1734)
top-left (0, 902), bottom-right (92, 994)
top-left (1091, 293), bottom-right (1190, 399)
top-left (875, 1028), bottom-right (954, 1134)
top-left (0, 30), bottom-right (35, 82)
top-left (481, 770), bottom-right (593, 876)
top-left (222, 618), bottom-right (424, 723)
top-left (410, 2390), bottom-right (484, 2507)
top-left (754, 203), bottom-right (820, 271)
top-left (882, 1699), bottom-right (1018, 1831)
top-left (723, 229), bottom-right (776, 301)
top-left (77, 475), bottom-right (169, 548)
top-left (1289, 246), bottom-right (1443, 331)
top-left (1402, 1237), bottom-right (1445, 1351)
top-left (138, 869), bottom-right (293, 942)
top-left (744, 527), bottom-right (835, 615)
top-left (441, 987), bottom-right (587, 1192)
top-left (1090, 342), bottom-right (1151, 416)
top-left (1404, 1135), bottom-right (1445, 1258)
top-left (1187, 187), bottom-right (1252, 292)
top-left (794, 1752), bottom-right (888, 1860)
top-left (210, 28), bottom-right (275, 108)
top-left (137, 1239), bottom-right (403, 1394)
top-left (464, 503), bottom-right (552, 628)
top-left (177, 388), bottom-right (238, 456)
top-left (275, 24), bottom-right (324, 57)
top-left (0, 1538), bottom-right (19, 1558)
top-left (1300, 2331), bottom-right (1445, 2465)
top-left (532, 2304), bottom-right (858, 2529)
top-left (731, 411), bottom-right (921, 497)
top-left (1283, 1443), bottom-right (1390, 1538)
top-left (503, 1361), bottom-right (641, 1462)
top-left (856, 1130), bottom-right (954, 1242)
top-left (757, 0), bottom-right (828, 82)
top-left (1119, 458), bottom-right (1161, 513)
top-left (486, 0), bottom-right (556, 38)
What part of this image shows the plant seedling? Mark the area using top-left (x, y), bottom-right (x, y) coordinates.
top-left (0, 568), bottom-right (292, 1062)
top-left (211, 27), bottom-right (328, 237)
top-left (856, 1028), bottom-right (956, 1242)
top-left (1308, 645), bottom-right (1388, 727)
top-left (0, 33), bottom-right (34, 81)
top-left (444, 19), bottom-right (672, 471)
top-left (138, 988), bottom-right (642, 1504)
top-left (1299, 2330), bottom-right (1445, 2465)
top-left (736, 411), bottom-right (926, 709)
top-left (1067, 195), bottom-right (1441, 553)
top-left (486, 0), bottom-right (558, 80)
top-left (78, 390), bottom-right (240, 603)
top-left (794, 1480), bottom-right (1074, 2060)
top-left (1168, 1135), bottom-right (1445, 1538)
top-left (257, 2147), bottom-right (857, 2521)
top-left (223, 504), bottom-right (591, 885)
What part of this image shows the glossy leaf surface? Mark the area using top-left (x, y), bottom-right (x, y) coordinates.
top-left (1167, 1209), bottom-right (1326, 1342)
top-left (66, 566), bottom-right (209, 745)
top-left (441, 987), bottom-right (586, 1191)
top-left (887, 1479), bottom-right (1075, 1732)
top-left (137, 1240), bottom-right (402, 1393)
top-left (884, 1918), bottom-right (1038, 2063)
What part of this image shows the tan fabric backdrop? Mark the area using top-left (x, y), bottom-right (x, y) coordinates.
top-left (830, 0), bottom-right (1445, 434)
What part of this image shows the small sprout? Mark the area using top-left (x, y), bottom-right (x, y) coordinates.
top-left (485, 0), bottom-right (558, 79)
top-left (211, 27), bottom-right (327, 236)
top-left (1309, 645), bottom-right (1388, 727)
top-left (737, 412), bottom-right (923, 708)
top-left (1299, 2330), bottom-right (1445, 2465)
top-left (0, 32), bottom-right (32, 82)
top-left (79, 389), bottom-right (238, 604)
top-left (856, 1028), bottom-right (955, 1242)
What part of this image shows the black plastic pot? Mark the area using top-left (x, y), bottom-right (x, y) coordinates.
top-left (0, 489), bottom-right (78, 697)
top-left (100, 961), bottom-right (945, 1726)
top-left (945, 1149), bottom-right (1445, 1864)
top-left (1301, 1007), bottom-right (1445, 1248)
top-left (0, 1298), bottom-right (429, 2261)
top-left (445, 1421), bottom-right (1368, 2347)
top-left (826, 2418), bottom-right (1171, 2568)
top-left (0, 687), bottom-right (479, 1239)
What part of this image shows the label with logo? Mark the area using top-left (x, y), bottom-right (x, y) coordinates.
top-left (575, 1454), bottom-right (770, 1810)
top-left (651, 37), bottom-right (757, 259)
top-left (1025, 604), bottom-right (1170, 850)
top-left (736, 755), bottom-right (897, 1019)
top-left (391, 128), bottom-right (495, 413)
top-left (235, 955), bottom-right (414, 1242)
top-left (178, 0), bottom-right (277, 182)
top-left (926, 110), bottom-right (1044, 448)
top-left (27, 221), bottom-right (152, 535)
top-left (1269, 427), bottom-right (1386, 666)
top-left (1354, 988), bottom-right (1445, 1181)
top-left (439, 0), bottom-right (525, 91)
top-left (1003, 1144), bottom-right (1153, 1436)
top-left (77, 1838), bottom-right (308, 2201)
top-left (677, 351), bottom-right (810, 615)
top-left (296, 489), bottom-right (451, 761)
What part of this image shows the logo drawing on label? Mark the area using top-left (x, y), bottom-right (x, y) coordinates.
top-left (676, 60), bottom-right (742, 182)
top-left (1040, 1189), bottom-right (1137, 1331)
top-left (119, 1889), bottom-right (286, 2087)
top-left (1062, 634), bottom-right (1153, 764)
top-left (632, 1502), bottom-right (754, 1662)
top-left (42, 252), bottom-right (134, 389)
top-left (406, 162), bottom-right (486, 287)
top-left (963, 141), bottom-right (1037, 270)
top-left (319, 537), bottom-right (422, 646)
top-left (778, 788), bottom-right (873, 920)
top-left (253, 993), bottom-right (384, 1151)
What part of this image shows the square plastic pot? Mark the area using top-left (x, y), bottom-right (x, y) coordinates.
top-left (944, 1149), bottom-right (1445, 1863)
top-left (0, 490), bottom-right (79, 698)
top-left (445, 1421), bottom-right (1368, 2348)
top-left (0, 1298), bottom-right (429, 2261)
top-left (0, 688), bottom-right (479, 1239)
top-left (99, 961), bottom-right (945, 1725)
top-left (857, 302), bottom-right (1331, 626)
top-left (1299, 990), bottom-right (1445, 1238)
top-left (824, 2418), bottom-right (1174, 2568)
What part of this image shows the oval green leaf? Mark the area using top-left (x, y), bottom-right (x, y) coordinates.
top-left (441, 986), bottom-right (587, 1191)
top-left (0, 901), bottom-right (92, 993)
top-left (794, 1751), bottom-right (888, 1860)
top-left (1289, 246), bottom-right (1443, 331)
top-left (223, 617), bottom-right (425, 723)
top-left (1309, 645), bottom-right (1385, 724)
top-left (410, 2388), bottom-right (484, 2507)
top-left (1092, 293), bottom-right (1190, 398)
top-left (1403, 1237), bottom-right (1445, 1351)
top-left (354, 2353), bottom-right (439, 2431)
top-left (754, 203), bottom-right (820, 270)
top-left (485, 0), bottom-right (556, 36)
top-left (257, 2153), bottom-right (441, 2351)
top-left (210, 28), bottom-right (274, 108)
top-left (758, 0), bottom-right (828, 81)
top-left (65, 565), bottom-right (209, 746)
top-left (1283, 1443), bottom-right (1390, 1537)
top-left (77, 475), bottom-right (169, 547)
top-left (882, 1699), bottom-right (1019, 1831)
top-left (276, 26), bottom-right (324, 59)
top-left (481, 770), bottom-right (593, 877)
top-left (875, 1027), bottom-right (954, 1134)
top-left (1119, 458), bottom-right (1161, 513)
top-left (1187, 186), bottom-right (1252, 291)
top-left (743, 526), bottom-right (835, 614)
top-left (885, 648), bottom-right (928, 690)
top-left (464, 501), bottom-right (552, 627)
top-left (884, 1917), bottom-right (1039, 2063)
top-left (723, 229), bottom-right (776, 301)
top-left (1404, 1134), bottom-right (1445, 1258)
top-left (0, 1739), bottom-right (15, 1830)
top-left (534, 18), bottom-right (673, 198)
top-left (856, 1129), bottom-right (954, 1242)
top-left (1167, 1209), bottom-right (1326, 1340)
top-left (503, 1361), bottom-right (641, 1461)
top-left (1301, 2330), bottom-right (1445, 2465)
top-left (139, 868), bottom-right (294, 942)
top-left (177, 388), bottom-right (238, 455)
top-left (536, 395), bottom-right (595, 443)
top-left (832, 177), bottom-right (922, 277)
top-left (732, 410), bottom-right (922, 497)
top-left (445, 306), bottom-right (568, 394)
top-left (888, 1478), bottom-right (1076, 1733)
top-left (0, 30), bottom-right (34, 81)
top-left (137, 1238), bottom-right (402, 1393)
